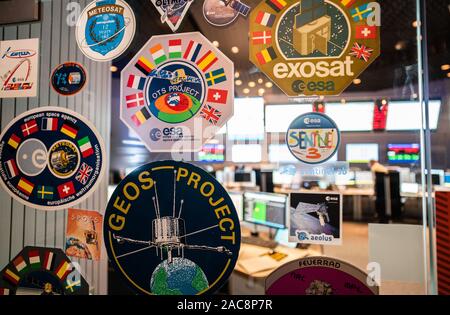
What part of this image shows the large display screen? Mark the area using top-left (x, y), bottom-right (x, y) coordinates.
top-left (265, 104), bottom-right (311, 132)
top-left (227, 98), bottom-right (265, 140)
top-left (386, 100), bottom-right (441, 130)
top-left (346, 143), bottom-right (379, 163)
top-left (268, 144), bottom-right (299, 163)
top-left (387, 144), bottom-right (420, 164)
top-left (197, 143), bottom-right (225, 163)
top-left (326, 102), bottom-right (375, 132)
top-left (231, 144), bottom-right (262, 163)
top-left (243, 192), bottom-right (287, 229)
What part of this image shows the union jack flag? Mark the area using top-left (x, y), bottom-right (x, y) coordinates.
top-left (200, 105), bottom-right (222, 125)
top-left (349, 42), bottom-right (373, 62)
top-left (75, 162), bottom-right (93, 185)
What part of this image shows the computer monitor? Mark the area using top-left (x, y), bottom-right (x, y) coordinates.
top-left (228, 192), bottom-right (243, 221)
top-left (197, 143), bottom-right (225, 163)
top-left (243, 192), bottom-right (287, 229)
top-left (401, 183), bottom-right (419, 194)
top-left (346, 143), bottom-right (379, 163)
top-left (445, 173), bottom-right (450, 187)
top-left (355, 171), bottom-right (373, 185)
top-left (387, 144), bottom-right (420, 164)
top-left (234, 171), bottom-right (255, 183)
top-left (274, 228), bottom-right (297, 248)
top-left (231, 144), bottom-right (262, 163)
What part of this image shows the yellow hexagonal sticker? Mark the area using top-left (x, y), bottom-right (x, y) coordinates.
top-left (249, 0), bottom-right (380, 96)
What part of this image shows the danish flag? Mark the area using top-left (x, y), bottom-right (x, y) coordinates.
top-left (252, 31), bottom-right (272, 45)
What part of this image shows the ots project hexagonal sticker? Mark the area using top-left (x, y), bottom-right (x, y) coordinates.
top-left (249, 0), bottom-right (380, 96)
top-left (0, 107), bottom-right (106, 211)
top-left (120, 32), bottom-right (234, 152)
top-left (76, 0), bottom-right (136, 62)
top-left (104, 160), bottom-right (240, 295)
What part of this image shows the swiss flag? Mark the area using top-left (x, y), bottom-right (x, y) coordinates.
top-left (206, 89), bottom-right (228, 104)
top-left (57, 181), bottom-right (75, 198)
top-left (355, 25), bottom-right (377, 39)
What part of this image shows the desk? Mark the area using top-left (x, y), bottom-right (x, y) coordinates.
top-left (231, 239), bottom-right (320, 294)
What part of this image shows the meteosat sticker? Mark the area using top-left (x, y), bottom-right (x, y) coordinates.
top-left (104, 160), bottom-right (241, 295)
top-left (287, 112), bottom-right (340, 164)
top-left (249, 0), bottom-right (381, 96)
top-left (0, 107), bottom-right (106, 211)
top-left (76, 0), bottom-right (136, 62)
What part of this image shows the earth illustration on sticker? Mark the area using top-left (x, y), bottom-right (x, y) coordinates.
top-left (150, 257), bottom-right (208, 295)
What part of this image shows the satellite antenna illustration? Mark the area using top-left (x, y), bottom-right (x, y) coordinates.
top-left (293, 0), bottom-right (331, 55)
top-left (296, 202), bottom-right (330, 227)
top-left (113, 170), bottom-right (232, 264)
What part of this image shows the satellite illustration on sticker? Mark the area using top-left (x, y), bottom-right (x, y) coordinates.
top-left (104, 160), bottom-right (240, 295)
top-left (203, 0), bottom-right (251, 27)
top-left (150, 0), bottom-right (194, 32)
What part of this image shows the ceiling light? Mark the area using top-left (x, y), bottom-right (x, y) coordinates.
top-left (110, 65), bottom-right (118, 72)
top-left (212, 41), bottom-right (219, 47)
top-left (243, 88), bottom-right (250, 94)
top-left (353, 78), bottom-right (361, 85)
top-left (235, 80), bottom-right (242, 86)
top-left (234, 71), bottom-right (240, 78)
top-left (447, 73), bottom-right (450, 78)
top-left (258, 88), bottom-right (265, 96)
top-left (265, 82), bottom-right (273, 88)
top-left (340, 99), bottom-right (346, 104)
top-left (441, 64), bottom-right (450, 71)
top-left (231, 46), bottom-right (239, 54)
top-left (257, 78), bottom-right (263, 84)
top-left (248, 81), bottom-right (256, 87)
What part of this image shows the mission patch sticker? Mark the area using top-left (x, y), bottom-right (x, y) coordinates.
top-left (104, 160), bottom-right (240, 295)
top-left (76, 0), bottom-right (136, 62)
top-left (249, 0), bottom-right (381, 96)
top-left (51, 62), bottom-right (87, 96)
top-left (286, 112), bottom-right (340, 164)
top-left (0, 107), bottom-right (106, 211)
top-left (120, 32), bottom-right (234, 152)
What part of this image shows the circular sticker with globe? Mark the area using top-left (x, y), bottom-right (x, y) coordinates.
top-left (51, 62), bottom-right (87, 96)
top-left (0, 107), bottom-right (106, 211)
top-left (104, 160), bottom-right (240, 295)
top-left (76, 0), bottom-right (136, 62)
top-left (286, 112), bottom-right (340, 164)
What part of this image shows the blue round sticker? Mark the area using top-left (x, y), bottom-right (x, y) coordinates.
top-left (51, 62), bottom-right (87, 96)
top-left (286, 112), bottom-right (340, 164)
top-left (0, 107), bottom-right (106, 211)
top-left (104, 160), bottom-right (241, 295)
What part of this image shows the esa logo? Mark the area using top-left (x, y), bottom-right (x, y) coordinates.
top-left (292, 80), bottom-right (335, 93)
top-left (304, 117), bottom-right (321, 125)
top-left (296, 231), bottom-right (309, 241)
top-left (325, 196), bottom-right (339, 202)
top-left (150, 127), bottom-right (184, 141)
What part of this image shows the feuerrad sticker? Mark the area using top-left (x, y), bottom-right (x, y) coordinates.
top-left (249, 0), bottom-right (381, 96)
top-left (0, 38), bottom-right (39, 98)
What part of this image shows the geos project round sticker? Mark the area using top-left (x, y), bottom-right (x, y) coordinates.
top-left (104, 160), bottom-right (241, 295)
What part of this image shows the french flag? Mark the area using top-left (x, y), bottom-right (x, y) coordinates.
top-left (4, 159), bottom-right (19, 179)
top-left (127, 74), bottom-right (146, 90)
top-left (41, 117), bottom-right (58, 131)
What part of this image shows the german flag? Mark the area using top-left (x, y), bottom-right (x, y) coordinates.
top-left (3, 269), bottom-right (20, 285)
top-left (55, 260), bottom-right (71, 280)
top-left (135, 56), bottom-right (154, 76)
top-left (17, 177), bottom-right (34, 196)
top-left (60, 122), bottom-right (78, 139)
top-left (266, 0), bottom-right (286, 12)
top-left (256, 46), bottom-right (277, 65)
top-left (7, 133), bottom-right (21, 149)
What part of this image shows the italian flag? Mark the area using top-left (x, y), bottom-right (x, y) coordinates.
top-left (13, 256), bottom-right (28, 274)
top-left (78, 136), bottom-right (94, 158)
top-left (29, 250), bottom-right (40, 268)
top-left (169, 39), bottom-right (182, 59)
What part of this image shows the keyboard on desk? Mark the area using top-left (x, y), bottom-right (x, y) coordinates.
top-left (241, 236), bottom-right (278, 249)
